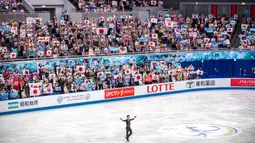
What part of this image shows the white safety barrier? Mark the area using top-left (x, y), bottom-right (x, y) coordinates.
top-left (0, 78), bottom-right (254, 115)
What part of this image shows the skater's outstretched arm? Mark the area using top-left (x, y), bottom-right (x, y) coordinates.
top-left (131, 116), bottom-right (137, 121)
top-left (120, 118), bottom-right (126, 121)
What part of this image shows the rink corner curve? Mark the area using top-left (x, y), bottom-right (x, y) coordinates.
top-left (0, 78), bottom-right (255, 116)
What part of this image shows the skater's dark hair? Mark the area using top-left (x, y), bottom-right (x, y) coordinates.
top-left (127, 115), bottom-right (130, 118)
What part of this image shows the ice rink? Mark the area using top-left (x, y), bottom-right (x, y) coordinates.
top-left (0, 90), bottom-right (255, 143)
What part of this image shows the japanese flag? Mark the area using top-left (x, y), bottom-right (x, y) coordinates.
top-left (84, 20), bottom-right (90, 25)
top-left (84, 79), bottom-right (89, 85)
top-left (165, 22), bottom-right (172, 27)
top-left (160, 61), bottom-right (166, 66)
top-left (23, 70), bottom-right (29, 75)
top-left (76, 65), bottom-right (85, 73)
top-left (151, 0), bottom-right (157, 5)
top-left (152, 33), bottom-right (158, 39)
top-left (53, 41), bottom-right (60, 46)
top-left (197, 70), bottom-right (204, 75)
top-left (227, 28), bottom-right (233, 33)
top-left (30, 87), bottom-right (41, 96)
top-left (151, 18), bottom-right (158, 24)
top-left (168, 70), bottom-right (176, 75)
top-left (45, 36), bottom-right (50, 42)
top-left (43, 83), bottom-right (53, 94)
top-left (125, 69), bottom-right (131, 75)
top-left (204, 38), bottom-right (210, 43)
top-left (149, 41), bottom-right (155, 47)
top-left (184, 72), bottom-right (189, 77)
top-left (46, 50), bottom-right (52, 56)
top-left (10, 52), bottom-right (17, 58)
top-left (38, 51), bottom-right (44, 57)
top-left (38, 37), bottom-right (44, 42)
top-left (135, 74), bottom-right (142, 81)
top-left (114, 75), bottom-right (120, 80)
top-left (2, 47), bottom-right (7, 53)
top-left (192, 14), bottom-right (198, 19)
top-left (97, 72), bottom-right (105, 77)
top-left (99, 16), bottom-right (104, 22)
top-left (96, 28), bottom-right (108, 35)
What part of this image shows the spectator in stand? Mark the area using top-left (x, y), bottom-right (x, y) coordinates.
top-left (239, 17), bottom-right (255, 50)
top-left (0, 13), bottom-right (238, 60)
top-left (0, 55), bottom-right (204, 100)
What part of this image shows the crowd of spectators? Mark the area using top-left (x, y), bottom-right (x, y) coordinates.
top-left (0, 0), bottom-right (24, 13)
top-left (0, 12), bottom-right (238, 60)
top-left (70, 0), bottom-right (163, 12)
top-left (239, 17), bottom-right (255, 50)
top-left (0, 57), bottom-right (202, 99)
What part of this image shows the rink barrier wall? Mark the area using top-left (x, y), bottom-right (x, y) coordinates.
top-left (0, 78), bottom-right (254, 115)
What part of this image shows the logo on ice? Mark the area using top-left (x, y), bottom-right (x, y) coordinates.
top-left (147, 83), bottom-right (174, 93)
top-left (104, 87), bottom-right (135, 99)
top-left (231, 78), bottom-right (255, 87)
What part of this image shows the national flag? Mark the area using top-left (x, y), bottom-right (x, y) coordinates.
top-left (125, 69), bottom-right (131, 75)
top-left (165, 22), bottom-right (171, 27)
top-left (168, 70), bottom-right (176, 75)
top-left (151, 18), bottom-right (158, 24)
top-left (30, 87), bottom-right (41, 96)
top-left (53, 41), bottom-right (60, 46)
top-left (84, 20), bottom-right (89, 25)
top-left (2, 47), bottom-right (7, 53)
top-left (197, 70), bottom-right (204, 75)
top-left (192, 14), bottom-right (198, 19)
top-left (96, 28), bottom-right (108, 35)
top-left (97, 72), bottom-right (105, 77)
top-left (45, 36), bottom-right (50, 42)
top-left (152, 33), bottom-right (158, 39)
top-left (151, 0), bottom-right (156, 5)
top-left (38, 51), bottom-right (44, 57)
top-left (227, 28), bottom-right (233, 33)
top-left (99, 16), bottom-right (104, 22)
top-left (135, 74), bottom-right (142, 81)
top-left (149, 41), bottom-right (155, 47)
top-left (38, 37), bottom-right (44, 42)
top-left (10, 52), bottom-right (17, 58)
top-left (160, 61), bottom-right (166, 66)
top-left (204, 38), bottom-right (210, 43)
top-left (23, 70), bottom-right (29, 75)
top-left (46, 50), bottom-right (52, 56)
top-left (43, 83), bottom-right (53, 94)
top-left (114, 75), bottom-right (120, 80)
top-left (76, 65), bottom-right (85, 73)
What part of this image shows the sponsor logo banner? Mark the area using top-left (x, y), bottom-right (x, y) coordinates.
top-left (231, 78), bottom-right (255, 87)
top-left (147, 83), bottom-right (174, 93)
top-left (186, 80), bottom-right (215, 88)
top-left (57, 93), bottom-right (91, 104)
top-left (8, 100), bottom-right (39, 110)
top-left (104, 87), bottom-right (135, 99)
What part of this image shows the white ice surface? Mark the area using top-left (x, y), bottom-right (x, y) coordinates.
top-left (0, 90), bottom-right (255, 143)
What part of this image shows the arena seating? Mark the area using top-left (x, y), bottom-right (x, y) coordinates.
top-left (0, 13), bottom-right (238, 60)
top-left (0, 0), bottom-right (26, 13)
top-left (69, 0), bottom-right (163, 12)
top-left (239, 17), bottom-right (255, 50)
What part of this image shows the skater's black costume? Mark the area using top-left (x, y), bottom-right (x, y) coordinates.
top-left (120, 116), bottom-right (136, 142)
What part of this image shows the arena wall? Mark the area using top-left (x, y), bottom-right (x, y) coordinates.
top-left (0, 78), bottom-right (254, 115)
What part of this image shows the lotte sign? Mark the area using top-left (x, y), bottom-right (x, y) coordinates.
top-left (147, 83), bottom-right (174, 93)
